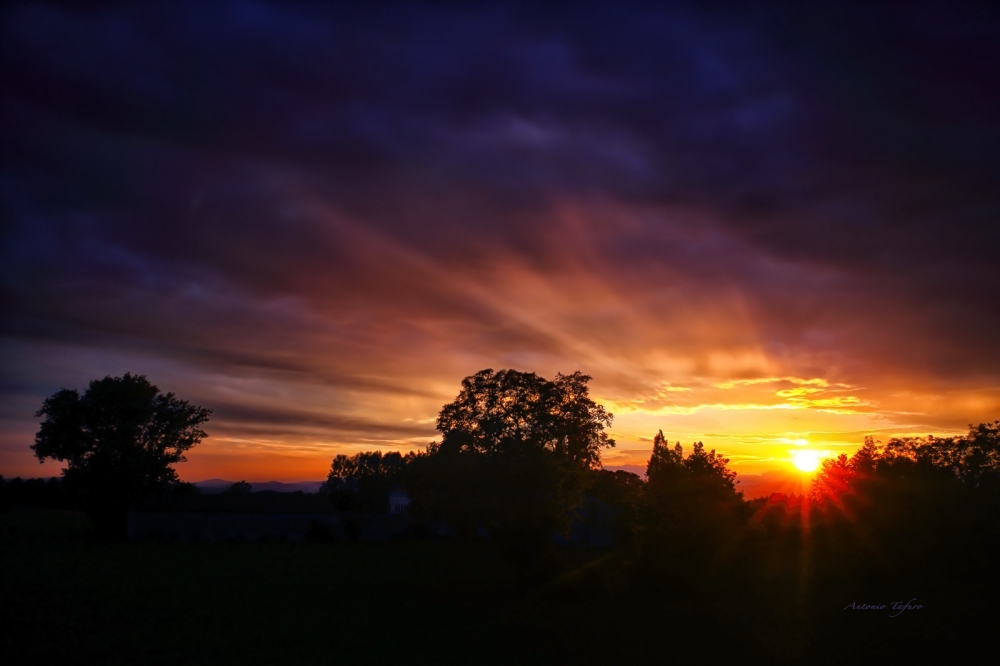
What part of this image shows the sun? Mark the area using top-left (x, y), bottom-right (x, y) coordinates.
top-left (790, 448), bottom-right (824, 473)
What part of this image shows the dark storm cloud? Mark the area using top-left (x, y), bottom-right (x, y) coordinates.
top-left (2, 0), bottom-right (999, 476)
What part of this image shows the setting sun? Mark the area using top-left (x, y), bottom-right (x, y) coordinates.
top-left (790, 448), bottom-right (824, 472)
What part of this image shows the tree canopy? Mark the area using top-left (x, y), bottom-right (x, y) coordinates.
top-left (224, 480), bottom-right (253, 496)
top-left (324, 450), bottom-right (408, 512)
top-left (646, 430), bottom-right (739, 498)
top-left (32, 373), bottom-right (211, 533)
top-left (811, 421), bottom-right (1000, 504)
top-left (435, 368), bottom-right (614, 467)
top-left (407, 368), bottom-right (615, 571)
top-left (639, 430), bottom-right (745, 567)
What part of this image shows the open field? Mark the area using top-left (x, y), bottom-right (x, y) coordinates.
top-left (0, 507), bottom-right (986, 665)
top-left (3, 509), bottom-right (535, 665)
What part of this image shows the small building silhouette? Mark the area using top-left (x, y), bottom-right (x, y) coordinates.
top-left (388, 487), bottom-right (411, 515)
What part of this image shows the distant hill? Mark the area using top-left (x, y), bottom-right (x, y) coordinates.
top-left (193, 479), bottom-right (326, 494)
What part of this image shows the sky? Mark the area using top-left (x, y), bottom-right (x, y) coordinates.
top-left (2, 1), bottom-right (999, 488)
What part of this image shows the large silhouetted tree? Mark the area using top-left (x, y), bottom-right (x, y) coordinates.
top-left (645, 430), bottom-right (740, 502)
top-left (33, 373), bottom-right (211, 537)
top-left (639, 430), bottom-right (746, 570)
top-left (408, 369), bottom-right (615, 571)
top-left (435, 369), bottom-right (614, 466)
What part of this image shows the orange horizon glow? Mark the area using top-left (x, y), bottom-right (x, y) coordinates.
top-left (2, 363), bottom-right (985, 485)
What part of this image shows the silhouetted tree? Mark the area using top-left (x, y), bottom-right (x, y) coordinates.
top-left (224, 480), bottom-right (253, 496)
top-left (584, 468), bottom-right (644, 544)
top-left (324, 451), bottom-right (408, 512)
top-left (586, 469), bottom-right (643, 509)
top-left (645, 430), bottom-right (740, 500)
top-left (32, 373), bottom-right (211, 537)
top-left (879, 421), bottom-right (1000, 492)
top-left (435, 369), bottom-right (614, 466)
top-left (407, 369), bottom-right (615, 571)
top-left (813, 422), bottom-right (1000, 504)
top-left (804, 422), bottom-right (1000, 604)
top-left (0, 475), bottom-right (80, 511)
top-left (639, 431), bottom-right (746, 572)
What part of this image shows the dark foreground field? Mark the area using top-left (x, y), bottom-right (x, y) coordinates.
top-left (0, 508), bottom-right (983, 665)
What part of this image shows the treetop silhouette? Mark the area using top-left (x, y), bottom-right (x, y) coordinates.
top-left (435, 368), bottom-right (614, 468)
top-left (811, 421), bottom-right (1000, 503)
top-left (646, 430), bottom-right (739, 498)
top-left (324, 450), bottom-right (409, 512)
top-left (405, 368), bottom-right (616, 571)
top-left (32, 373), bottom-right (211, 536)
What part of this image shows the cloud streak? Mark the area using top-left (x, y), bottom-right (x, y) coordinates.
top-left (2, 0), bottom-right (999, 479)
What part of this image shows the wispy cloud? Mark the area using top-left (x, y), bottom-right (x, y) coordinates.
top-left (2, 1), bottom-right (998, 480)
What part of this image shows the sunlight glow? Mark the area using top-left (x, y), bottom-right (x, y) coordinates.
top-left (790, 448), bottom-right (824, 472)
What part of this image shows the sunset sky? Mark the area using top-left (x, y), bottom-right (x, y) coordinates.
top-left (2, 1), bottom-right (998, 489)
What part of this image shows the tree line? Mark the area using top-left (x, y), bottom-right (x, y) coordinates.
top-left (22, 369), bottom-right (1000, 577)
top-left (16, 368), bottom-right (999, 660)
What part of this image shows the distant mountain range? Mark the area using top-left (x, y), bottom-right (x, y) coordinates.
top-left (193, 479), bottom-right (325, 494)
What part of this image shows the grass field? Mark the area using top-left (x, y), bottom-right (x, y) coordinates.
top-left (0, 507), bottom-right (977, 665)
top-left (2, 508), bottom-right (667, 665)
top-left (3, 509), bottom-right (525, 664)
